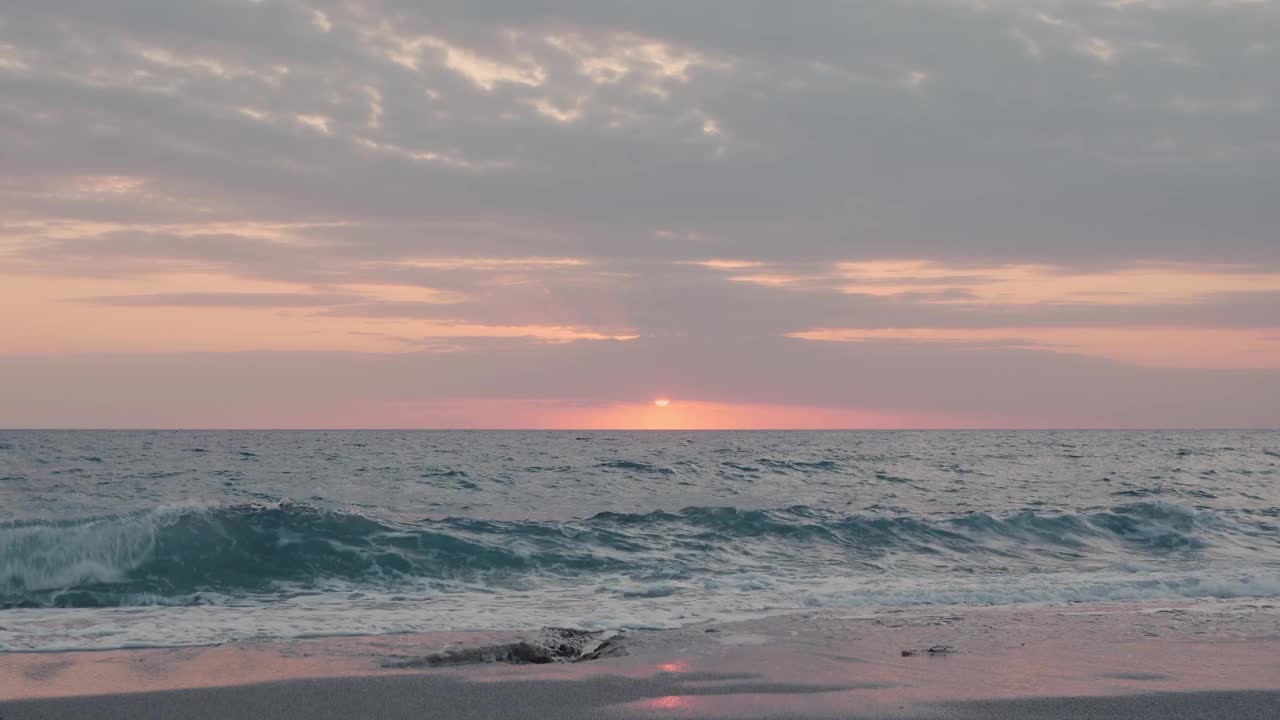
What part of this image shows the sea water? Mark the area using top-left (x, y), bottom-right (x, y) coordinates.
top-left (1, 430), bottom-right (1278, 651)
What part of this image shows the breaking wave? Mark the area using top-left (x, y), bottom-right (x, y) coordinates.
top-left (3, 500), bottom-right (1275, 609)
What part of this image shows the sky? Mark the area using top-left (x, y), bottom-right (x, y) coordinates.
top-left (1, 0), bottom-right (1279, 429)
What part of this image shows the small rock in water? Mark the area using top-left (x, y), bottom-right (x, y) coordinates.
top-left (901, 649), bottom-right (918, 657)
top-left (578, 637), bottom-right (627, 662)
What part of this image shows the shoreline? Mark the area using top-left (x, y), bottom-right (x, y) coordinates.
top-left (4, 677), bottom-right (1278, 720)
top-left (3, 599), bottom-right (1278, 717)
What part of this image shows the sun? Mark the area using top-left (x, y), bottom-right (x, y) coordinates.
top-left (653, 398), bottom-right (671, 407)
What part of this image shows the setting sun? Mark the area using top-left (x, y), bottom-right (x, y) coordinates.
top-left (653, 399), bottom-right (672, 407)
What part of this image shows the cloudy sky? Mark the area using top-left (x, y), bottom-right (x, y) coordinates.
top-left (2, 0), bottom-right (1278, 428)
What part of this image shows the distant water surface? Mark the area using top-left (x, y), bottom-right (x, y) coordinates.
top-left (1, 430), bottom-right (1278, 650)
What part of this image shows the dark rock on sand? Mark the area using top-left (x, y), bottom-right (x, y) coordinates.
top-left (382, 628), bottom-right (626, 668)
top-left (901, 645), bottom-right (955, 657)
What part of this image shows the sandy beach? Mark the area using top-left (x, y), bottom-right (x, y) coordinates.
top-left (3, 599), bottom-right (1277, 718)
top-left (3, 672), bottom-right (1278, 719)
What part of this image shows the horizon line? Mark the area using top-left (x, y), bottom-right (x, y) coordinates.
top-left (5, 422), bottom-right (1274, 427)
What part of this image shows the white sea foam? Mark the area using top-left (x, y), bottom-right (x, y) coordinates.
top-left (0, 516), bottom-right (157, 592)
top-left (4, 566), bottom-right (1280, 651)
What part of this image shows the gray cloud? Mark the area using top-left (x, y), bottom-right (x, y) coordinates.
top-left (11, 225), bottom-right (1280, 350)
top-left (78, 291), bottom-right (363, 307)
top-left (1, 340), bottom-right (1276, 428)
top-left (2, 0), bottom-right (1277, 263)
top-left (2, 0), bottom-right (1278, 426)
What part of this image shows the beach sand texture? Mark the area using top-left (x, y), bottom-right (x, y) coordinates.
top-left (3, 600), bottom-right (1277, 718)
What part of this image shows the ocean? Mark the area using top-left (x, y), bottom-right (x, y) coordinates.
top-left (1, 430), bottom-right (1278, 651)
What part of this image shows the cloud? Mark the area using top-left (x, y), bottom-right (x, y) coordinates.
top-left (789, 326), bottom-right (1280, 370)
top-left (2, 0), bottom-right (1277, 263)
top-left (77, 291), bottom-right (363, 307)
top-left (1, 340), bottom-right (1276, 428)
top-left (2, 0), bottom-right (1278, 425)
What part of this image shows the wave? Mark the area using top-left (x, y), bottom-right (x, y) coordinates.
top-left (594, 460), bottom-right (674, 475)
top-left (1, 501), bottom-right (1273, 609)
top-left (0, 502), bottom-right (627, 608)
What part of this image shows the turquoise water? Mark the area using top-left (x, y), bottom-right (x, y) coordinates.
top-left (2, 431), bottom-right (1278, 650)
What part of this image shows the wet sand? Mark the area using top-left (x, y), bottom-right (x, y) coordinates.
top-left (2, 600), bottom-right (1278, 718)
top-left (2, 673), bottom-right (1278, 719)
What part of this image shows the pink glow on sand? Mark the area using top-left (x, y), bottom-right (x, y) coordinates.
top-left (641, 695), bottom-right (691, 710)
